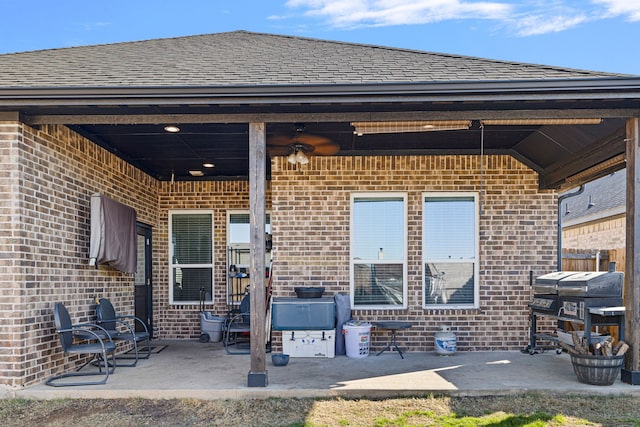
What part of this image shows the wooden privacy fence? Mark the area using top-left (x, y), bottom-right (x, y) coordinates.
top-left (562, 248), bottom-right (625, 273)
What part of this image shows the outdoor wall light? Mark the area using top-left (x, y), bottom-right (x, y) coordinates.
top-left (351, 120), bottom-right (471, 135)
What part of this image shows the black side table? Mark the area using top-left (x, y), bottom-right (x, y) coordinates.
top-left (375, 321), bottom-right (412, 359)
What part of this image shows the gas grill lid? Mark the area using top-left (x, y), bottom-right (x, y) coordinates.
top-left (534, 271), bottom-right (579, 294)
top-left (557, 271), bottom-right (623, 297)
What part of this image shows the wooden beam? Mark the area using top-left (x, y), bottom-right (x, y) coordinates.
top-left (540, 127), bottom-right (626, 189)
top-left (553, 154), bottom-right (627, 191)
top-left (247, 122), bottom-right (267, 387)
top-left (24, 109), bottom-right (640, 126)
top-left (623, 117), bottom-right (640, 384)
top-left (0, 111), bottom-right (22, 121)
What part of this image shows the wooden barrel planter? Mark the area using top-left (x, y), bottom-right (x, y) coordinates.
top-left (570, 353), bottom-right (624, 386)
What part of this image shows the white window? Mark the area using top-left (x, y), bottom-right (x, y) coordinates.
top-left (169, 210), bottom-right (214, 304)
top-left (226, 211), bottom-right (271, 305)
top-left (227, 212), bottom-right (271, 246)
top-left (423, 193), bottom-right (479, 308)
top-left (350, 193), bottom-right (407, 309)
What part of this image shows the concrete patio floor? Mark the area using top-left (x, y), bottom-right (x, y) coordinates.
top-left (4, 339), bottom-right (640, 400)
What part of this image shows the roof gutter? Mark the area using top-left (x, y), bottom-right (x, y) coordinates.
top-left (1, 77), bottom-right (640, 104)
top-left (558, 185), bottom-right (585, 270)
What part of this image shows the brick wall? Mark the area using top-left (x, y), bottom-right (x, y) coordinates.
top-left (1, 121), bottom-right (559, 386)
top-left (155, 180), bottom-right (271, 339)
top-left (0, 122), bottom-right (24, 386)
top-left (562, 215), bottom-right (625, 249)
top-left (147, 153), bottom-right (557, 350)
top-left (270, 155), bottom-right (558, 352)
top-left (0, 123), bottom-right (158, 387)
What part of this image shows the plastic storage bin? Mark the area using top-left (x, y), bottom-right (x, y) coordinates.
top-left (199, 312), bottom-right (225, 343)
top-left (271, 297), bottom-right (335, 330)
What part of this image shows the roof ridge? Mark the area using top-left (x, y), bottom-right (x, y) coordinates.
top-left (0, 30), bottom-right (628, 77)
top-left (1, 30), bottom-right (632, 88)
top-left (233, 31), bottom-right (627, 77)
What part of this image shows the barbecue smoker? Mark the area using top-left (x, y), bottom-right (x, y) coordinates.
top-left (526, 266), bottom-right (624, 354)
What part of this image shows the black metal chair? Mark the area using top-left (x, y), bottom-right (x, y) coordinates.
top-left (96, 298), bottom-right (151, 366)
top-left (223, 293), bottom-right (252, 354)
top-left (46, 302), bottom-right (116, 387)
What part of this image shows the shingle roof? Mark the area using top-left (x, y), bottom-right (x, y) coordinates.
top-left (562, 171), bottom-right (626, 225)
top-left (0, 30), bottom-right (629, 88)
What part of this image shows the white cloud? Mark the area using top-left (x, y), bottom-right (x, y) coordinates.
top-left (512, 13), bottom-right (589, 36)
top-left (591, 0), bottom-right (640, 21)
top-left (286, 0), bottom-right (513, 28)
top-left (506, 1), bottom-right (591, 36)
top-left (284, 0), bottom-right (637, 36)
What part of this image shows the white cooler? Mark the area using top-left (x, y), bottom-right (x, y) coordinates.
top-left (281, 329), bottom-right (336, 358)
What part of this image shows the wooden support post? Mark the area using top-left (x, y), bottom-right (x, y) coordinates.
top-left (247, 122), bottom-right (268, 387)
top-left (622, 117), bottom-right (640, 385)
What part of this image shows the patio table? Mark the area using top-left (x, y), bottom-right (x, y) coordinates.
top-left (375, 321), bottom-right (412, 359)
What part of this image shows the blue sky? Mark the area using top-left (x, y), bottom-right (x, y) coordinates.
top-left (1, 0), bottom-right (639, 75)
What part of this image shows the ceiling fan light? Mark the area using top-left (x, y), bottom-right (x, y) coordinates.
top-left (287, 152), bottom-right (298, 164)
top-left (296, 150), bottom-right (309, 165)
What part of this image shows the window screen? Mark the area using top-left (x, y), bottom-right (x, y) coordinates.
top-left (423, 195), bottom-right (477, 307)
top-left (351, 195), bottom-right (406, 308)
top-left (170, 212), bottom-right (213, 304)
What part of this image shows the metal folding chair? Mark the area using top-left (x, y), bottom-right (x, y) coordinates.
top-left (46, 302), bottom-right (116, 387)
top-left (96, 298), bottom-right (151, 366)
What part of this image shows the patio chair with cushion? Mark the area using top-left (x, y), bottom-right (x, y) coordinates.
top-left (46, 302), bottom-right (117, 387)
top-left (96, 297), bottom-right (151, 366)
top-left (224, 293), bottom-right (252, 354)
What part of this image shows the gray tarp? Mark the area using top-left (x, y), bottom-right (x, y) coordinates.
top-left (89, 193), bottom-right (137, 274)
top-left (334, 294), bottom-right (351, 356)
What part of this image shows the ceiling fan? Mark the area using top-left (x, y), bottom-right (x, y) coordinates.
top-left (267, 123), bottom-right (340, 164)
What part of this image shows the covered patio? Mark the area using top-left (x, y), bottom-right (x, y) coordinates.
top-left (6, 340), bottom-right (640, 400)
top-left (2, 31), bottom-right (640, 390)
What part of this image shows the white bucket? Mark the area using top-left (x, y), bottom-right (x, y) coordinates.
top-left (434, 326), bottom-right (456, 355)
top-left (343, 321), bottom-right (371, 358)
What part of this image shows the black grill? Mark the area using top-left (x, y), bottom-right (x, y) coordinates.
top-left (557, 271), bottom-right (623, 298)
top-left (526, 266), bottom-right (624, 354)
top-left (529, 270), bottom-right (623, 316)
top-left (528, 271), bottom-right (573, 314)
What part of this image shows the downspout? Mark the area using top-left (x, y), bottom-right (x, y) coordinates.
top-left (557, 185), bottom-right (585, 270)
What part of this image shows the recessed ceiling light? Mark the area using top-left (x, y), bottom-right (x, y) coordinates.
top-left (202, 162), bottom-right (215, 168)
top-left (189, 170), bottom-right (204, 177)
top-left (164, 125), bottom-right (180, 133)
